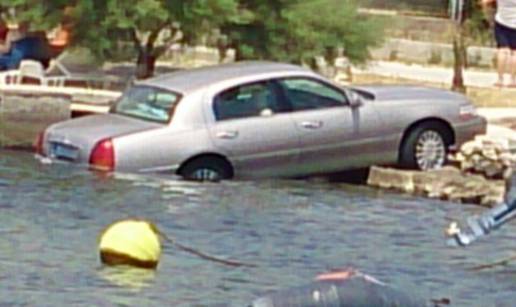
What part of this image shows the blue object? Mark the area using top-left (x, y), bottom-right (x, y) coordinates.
top-left (0, 47), bottom-right (23, 70)
top-left (0, 36), bottom-right (52, 70)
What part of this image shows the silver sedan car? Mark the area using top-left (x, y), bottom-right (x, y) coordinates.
top-left (35, 62), bottom-right (486, 180)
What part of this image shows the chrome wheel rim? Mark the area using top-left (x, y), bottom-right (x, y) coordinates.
top-left (415, 130), bottom-right (446, 170)
top-left (191, 168), bottom-right (221, 181)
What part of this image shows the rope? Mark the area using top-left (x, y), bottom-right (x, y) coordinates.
top-left (158, 232), bottom-right (257, 268)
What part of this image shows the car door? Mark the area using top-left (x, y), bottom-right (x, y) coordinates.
top-left (276, 77), bottom-right (384, 174)
top-left (208, 80), bottom-right (300, 178)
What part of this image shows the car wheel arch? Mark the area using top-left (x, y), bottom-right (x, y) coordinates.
top-left (177, 153), bottom-right (234, 178)
top-left (400, 118), bottom-right (455, 150)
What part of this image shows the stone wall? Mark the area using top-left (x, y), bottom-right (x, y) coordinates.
top-left (0, 93), bottom-right (71, 148)
top-left (384, 15), bottom-right (455, 43)
top-left (162, 37), bottom-right (496, 72)
top-left (361, 1), bottom-right (447, 17)
top-left (371, 38), bottom-right (496, 69)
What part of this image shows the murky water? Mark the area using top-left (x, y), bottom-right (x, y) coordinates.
top-left (0, 150), bottom-right (514, 306)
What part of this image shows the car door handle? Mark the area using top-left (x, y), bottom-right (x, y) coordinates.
top-left (300, 121), bottom-right (323, 129)
top-left (216, 131), bottom-right (239, 139)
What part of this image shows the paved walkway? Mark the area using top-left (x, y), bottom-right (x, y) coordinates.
top-left (477, 108), bottom-right (516, 147)
top-left (353, 61), bottom-right (514, 90)
top-left (478, 108), bottom-right (516, 120)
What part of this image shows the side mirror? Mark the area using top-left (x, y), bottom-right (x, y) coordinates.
top-left (347, 90), bottom-right (363, 108)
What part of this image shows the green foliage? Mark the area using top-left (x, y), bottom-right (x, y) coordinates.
top-left (1, 0), bottom-right (385, 74)
top-left (462, 0), bottom-right (493, 46)
top-left (104, 0), bottom-right (169, 31)
top-left (0, 0), bottom-right (68, 30)
top-left (224, 0), bottom-right (385, 65)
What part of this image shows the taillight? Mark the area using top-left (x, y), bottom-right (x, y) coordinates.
top-left (34, 131), bottom-right (45, 155)
top-left (89, 138), bottom-right (115, 171)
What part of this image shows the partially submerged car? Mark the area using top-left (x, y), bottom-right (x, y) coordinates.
top-left (35, 61), bottom-right (486, 180)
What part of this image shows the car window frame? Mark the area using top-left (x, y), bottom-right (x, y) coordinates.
top-left (273, 76), bottom-right (351, 112)
top-left (211, 80), bottom-right (285, 122)
top-left (111, 85), bottom-right (183, 125)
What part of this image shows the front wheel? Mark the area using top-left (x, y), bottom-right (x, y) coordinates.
top-left (399, 122), bottom-right (452, 171)
top-left (179, 157), bottom-right (233, 182)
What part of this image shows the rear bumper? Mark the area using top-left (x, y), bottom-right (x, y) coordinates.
top-left (451, 116), bottom-right (487, 150)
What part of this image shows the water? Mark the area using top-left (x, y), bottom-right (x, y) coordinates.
top-left (0, 149), bottom-right (515, 306)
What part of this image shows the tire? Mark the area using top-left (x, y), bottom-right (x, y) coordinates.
top-left (179, 156), bottom-right (233, 182)
top-left (399, 122), bottom-right (452, 171)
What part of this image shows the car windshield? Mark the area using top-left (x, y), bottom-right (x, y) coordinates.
top-left (113, 86), bottom-right (181, 123)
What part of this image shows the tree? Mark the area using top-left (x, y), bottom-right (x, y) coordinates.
top-left (99, 0), bottom-right (239, 79)
top-left (2, 0), bottom-right (384, 79)
top-left (449, 0), bottom-right (491, 93)
top-left (222, 0), bottom-right (384, 68)
top-left (0, 0), bottom-right (68, 31)
top-left (1, 0), bottom-right (239, 79)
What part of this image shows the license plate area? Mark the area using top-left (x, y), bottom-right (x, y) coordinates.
top-left (50, 142), bottom-right (79, 161)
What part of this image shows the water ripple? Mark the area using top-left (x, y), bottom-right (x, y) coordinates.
top-left (0, 150), bottom-right (514, 306)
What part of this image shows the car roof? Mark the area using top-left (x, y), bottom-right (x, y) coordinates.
top-left (137, 61), bottom-right (313, 94)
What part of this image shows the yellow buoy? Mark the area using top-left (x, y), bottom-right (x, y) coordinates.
top-left (99, 219), bottom-right (162, 269)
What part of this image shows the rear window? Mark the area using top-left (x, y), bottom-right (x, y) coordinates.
top-left (113, 86), bottom-right (181, 123)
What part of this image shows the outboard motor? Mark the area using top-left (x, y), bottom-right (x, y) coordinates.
top-left (447, 172), bottom-right (516, 246)
top-left (250, 268), bottom-right (427, 307)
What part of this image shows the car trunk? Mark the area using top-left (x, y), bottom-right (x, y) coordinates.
top-left (44, 114), bottom-right (162, 164)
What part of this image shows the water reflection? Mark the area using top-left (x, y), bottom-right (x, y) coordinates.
top-left (98, 266), bottom-right (156, 291)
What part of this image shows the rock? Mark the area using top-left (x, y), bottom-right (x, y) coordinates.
top-left (367, 166), bottom-right (505, 207)
top-left (461, 141), bottom-right (480, 156)
top-left (367, 166), bottom-right (415, 192)
top-left (449, 135), bottom-right (516, 180)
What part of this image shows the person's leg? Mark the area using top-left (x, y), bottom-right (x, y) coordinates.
top-left (506, 23), bottom-right (516, 87)
top-left (495, 22), bottom-right (512, 86)
top-left (497, 48), bottom-right (510, 86)
top-left (511, 50), bottom-right (516, 86)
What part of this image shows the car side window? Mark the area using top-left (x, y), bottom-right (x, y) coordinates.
top-left (279, 78), bottom-right (348, 111)
top-left (213, 82), bottom-right (278, 121)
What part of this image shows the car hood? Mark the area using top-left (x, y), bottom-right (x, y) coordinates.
top-left (353, 85), bottom-right (466, 102)
top-left (45, 114), bottom-right (162, 162)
